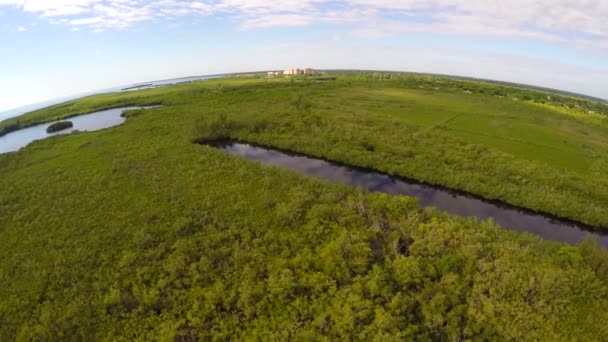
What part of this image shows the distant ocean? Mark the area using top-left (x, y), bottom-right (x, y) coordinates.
top-left (0, 74), bottom-right (224, 122)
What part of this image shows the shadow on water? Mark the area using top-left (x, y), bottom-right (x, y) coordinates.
top-left (203, 139), bottom-right (608, 248)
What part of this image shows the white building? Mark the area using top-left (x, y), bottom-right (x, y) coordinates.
top-left (283, 67), bottom-right (317, 76)
top-left (284, 68), bottom-right (302, 75)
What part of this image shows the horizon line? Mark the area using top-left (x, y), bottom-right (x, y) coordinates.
top-left (2, 69), bottom-right (606, 121)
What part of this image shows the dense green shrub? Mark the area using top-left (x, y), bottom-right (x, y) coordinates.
top-left (2, 73), bottom-right (608, 339)
top-left (46, 121), bottom-right (73, 133)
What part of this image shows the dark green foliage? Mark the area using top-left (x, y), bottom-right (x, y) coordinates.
top-left (291, 93), bottom-right (312, 111)
top-left (46, 121), bottom-right (73, 133)
top-left (1, 73), bottom-right (608, 340)
top-left (0, 121), bottom-right (21, 136)
top-left (194, 112), bottom-right (243, 141)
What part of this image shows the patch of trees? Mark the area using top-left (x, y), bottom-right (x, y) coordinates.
top-left (2, 156), bottom-right (608, 339)
top-left (46, 121), bottom-right (73, 133)
top-left (0, 122), bottom-right (21, 136)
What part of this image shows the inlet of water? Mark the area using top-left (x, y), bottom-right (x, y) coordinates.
top-left (205, 140), bottom-right (608, 248)
top-left (0, 106), bottom-right (157, 154)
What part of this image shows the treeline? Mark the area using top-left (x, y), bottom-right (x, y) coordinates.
top-left (353, 72), bottom-right (608, 116)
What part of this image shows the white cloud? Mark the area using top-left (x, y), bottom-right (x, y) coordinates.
top-left (17, 25), bottom-right (26, 31)
top-left (241, 14), bottom-right (312, 29)
top-left (0, 0), bottom-right (606, 49)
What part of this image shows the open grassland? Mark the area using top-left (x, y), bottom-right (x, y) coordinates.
top-left (2, 73), bottom-right (608, 340)
top-left (335, 86), bottom-right (608, 172)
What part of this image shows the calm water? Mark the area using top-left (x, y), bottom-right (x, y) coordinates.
top-left (121, 75), bottom-right (224, 91)
top-left (207, 141), bottom-right (608, 248)
top-left (0, 106), bottom-right (155, 154)
top-left (0, 74), bottom-right (226, 121)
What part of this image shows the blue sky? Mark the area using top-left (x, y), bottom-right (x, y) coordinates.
top-left (1, 0), bottom-right (607, 113)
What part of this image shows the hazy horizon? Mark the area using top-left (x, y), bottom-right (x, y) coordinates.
top-left (2, 68), bottom-right (608, 123)
top-left (1, 0), bottom-right (607, 113)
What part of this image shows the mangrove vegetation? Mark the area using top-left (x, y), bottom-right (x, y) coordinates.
top-left (46, 121), bottom-right (73, 133)
top-left (1, 72), bottom-right (608, 340)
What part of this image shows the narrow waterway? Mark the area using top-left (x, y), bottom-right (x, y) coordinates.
top-left (205, 140), bottom-right (608, 248)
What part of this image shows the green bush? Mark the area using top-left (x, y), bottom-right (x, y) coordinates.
top-left (2, 73), bottom-right (608, 339)
top-left (46, 121), bottom-right (73, 133)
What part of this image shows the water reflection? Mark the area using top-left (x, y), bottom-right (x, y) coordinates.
top-left (211, 141), bottom-right (608, 248)
top-left (0, 106), bottom-right (156, 154)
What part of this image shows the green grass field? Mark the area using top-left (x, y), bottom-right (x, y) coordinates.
top-left (2, 72), bottom-right (608, 340)
top-left (334, 86), bottom-right (608, 172)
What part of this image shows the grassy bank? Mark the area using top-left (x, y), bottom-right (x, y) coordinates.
top-left (2, 73), bottom-right (608, 339)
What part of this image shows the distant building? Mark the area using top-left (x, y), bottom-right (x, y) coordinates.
top-left (284, 67), bottom-right (316, 76)
top-left (284, 68), bottom-right (302, 75)
top-left (267, 71), bottom-right (283, 77)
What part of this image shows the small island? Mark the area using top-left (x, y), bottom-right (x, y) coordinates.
top-left (46, 121), bottom-right (73, 133)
